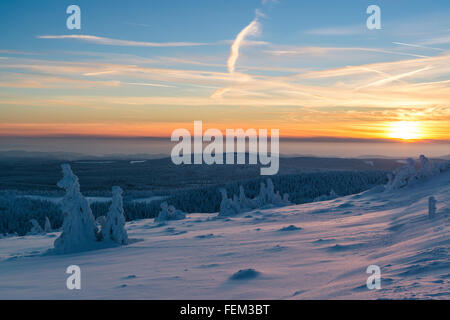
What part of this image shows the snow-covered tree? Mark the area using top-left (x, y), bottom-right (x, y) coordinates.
top-left (386, 155), bottom-right (449, 190)
top-left (218, 179), bottom-right (291, 217)
top-left (238, 185), bottom-right (254, 210)
top-left (44, 216), bottom-right (52, 233)
top-left (218, 189), bottom-right (239, 217)
top-left (388, 158), bottom-right (417, 190)
top-left (102, 186), bottom-right (128, 245)
top-left (155, 202), bottom-right (169, 223)
top-left (418, 155), bottom-right (435, 178)
top-left (314, 189), bottom-right (338, 202)
top-left (29, 219), bottom-right (44, 235)
top-left (155, 201), bottom-right (186, 222)
top-left (53, 164), bottom-right (98, 254)
top-left (96, 215), bottom-right (107, 230)
top-left (266, 179), bottom-right (276, 204)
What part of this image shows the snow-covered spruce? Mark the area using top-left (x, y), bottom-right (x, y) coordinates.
top-left (386, 155), bottom-right (450, 190)
top-left (314, 189), bottom-right (338, 202)
top-left (218, 178), bottom-right (291, 217)
top-left (154, 202), bottom-right (186, 223)
top-left (101, 186), bottom-right (128, 245)
top-left (52, 164), bottom-right (99, 254)
top-left (218, 188), bottom-right (240, 217)
top-left (96, 215), bottom-right (107, 230)
top-left (44, 216), bottom-right (52, 233)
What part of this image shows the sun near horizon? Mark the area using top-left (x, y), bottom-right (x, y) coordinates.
top-left (386, 121), bottom-right (425, 141)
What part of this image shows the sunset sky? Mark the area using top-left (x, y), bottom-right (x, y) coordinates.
top-left (0, 0), bottom-right (449, 141)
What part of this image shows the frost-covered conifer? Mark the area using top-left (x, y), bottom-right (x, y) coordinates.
top-left (167, 204), bottom-right (186, 220)
top-left (387, 155), bottom-right (449, 190)
top-left (418, 155), bottom-right (434, 178)
top-left (218, 180), bottom-right (291, 217)
top-left (256, 182), bottom-right (267, 207)
top-left (53, 164), bottom-right (98, 254)
top-left (266, 179), bottom-right (276, 204)
top-left (44, 217), bottom-right (52, 233)
top-left (218, 189), bottom-right (239, 217)
top-left (238, 185), bottom-right (254, 210)
top-left (155, 202), bottom-right (186, 222)
top-left (102, 186), bottom-right (128, 245)
top-left (155, 202), bottom-right (169, 223)
top-left (29, 219), bottom-right (44, 235)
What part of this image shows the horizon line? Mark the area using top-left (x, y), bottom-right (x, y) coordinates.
top-left (1, 135), bottom-right (450, 144)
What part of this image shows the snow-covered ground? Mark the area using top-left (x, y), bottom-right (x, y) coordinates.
top-left (0, 171), bottom-right (449, 299)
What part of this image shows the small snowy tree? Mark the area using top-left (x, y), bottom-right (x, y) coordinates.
top-left (218, 180), bottom-right (291, 217)
top-left (266, 179), bottom-right (276, 204)
top-left (238, 185), bottom-right (254, 210)
top-left (428, 196), bottom-right (437, 219)
top-left (102, 186), bottom-right (128, 245)
top-left (218, 189), bottom-right (239, 217)
top-left (255, 182), bottom-right (268, 207)
top-left (155, 202), bottom-right (186, 222)
top-left (418, 155), bottom-right (434, 178)
top-left (53, 164), bottom-right (98, 254)
top-left (96, 215), bottom-right (107, 230)
top-left (44, 216), bottom-right (52, 233)
top-left (155, 202), bottom-right (169, 223)
top-left (314, 189), bottom-right (338, 202)
top-left (167, 205), bottom-right (186, 220)
top-left (387, 155), bottom-right (449, 191)
top-left (29, 219), bottom-right (44, 235)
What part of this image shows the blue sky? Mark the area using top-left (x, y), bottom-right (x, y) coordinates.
top-left (0, 0), bottom-right (449, 139)
top-left (2, 0), bottom-right (449, 59)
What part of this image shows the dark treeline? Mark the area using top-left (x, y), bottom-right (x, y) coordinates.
top-left (0, 171), bottom-right (387, 236)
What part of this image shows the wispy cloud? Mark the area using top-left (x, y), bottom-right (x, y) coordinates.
top-left (422, 35), bottom-right (450, 45)
top-left (124, 82), bottom-right (176, 88)
top-left (83, 70), bottom-right (117, 76)
top-left (355, 66), bottom-right (433, 89)
top-left (392, 41), bottom-right (445, 51)
top-left (265, 46), bottom-right (430, 58)
top-left (38, 35), bottom-right (209, 47)
top-left (305, 25), bottom-right (366, 36)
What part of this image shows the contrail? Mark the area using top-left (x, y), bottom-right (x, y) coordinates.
top-left (356, 66), bottom-right (432, 90)
top-left (227, 18), bottom-right (260, 73)
top-left (38, 35), bottom-right (208, 47)
top-left (215, 2), bottom-right (272, 98)
top-left (392, 41), bottom-right (444, 52)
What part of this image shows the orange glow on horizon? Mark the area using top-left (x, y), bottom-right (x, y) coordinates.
top-left (386, 121), bottom-right (425, 141)
top-left (0, 120), bottom-right (447, 142)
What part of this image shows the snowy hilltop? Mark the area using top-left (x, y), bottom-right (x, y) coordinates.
top-left (52, 164), bottom-right (128, 254)
top-left (0, 156), bottom-right (448, 299)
